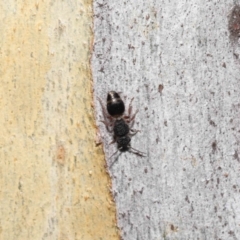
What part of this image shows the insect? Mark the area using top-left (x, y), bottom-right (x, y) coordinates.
top-left (98, 91), bottom-right (145, 160)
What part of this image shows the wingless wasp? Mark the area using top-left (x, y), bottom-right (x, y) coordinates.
top-left (99, 91), bottom-right (145, 159)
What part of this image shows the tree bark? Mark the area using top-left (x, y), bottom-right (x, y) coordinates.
top-left (93, 1), bottom-right (240, 239)
top-left (0, 1), bottom-right (119, 239)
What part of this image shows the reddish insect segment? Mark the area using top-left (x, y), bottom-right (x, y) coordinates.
top-left (99, 91), bottom-right (145, 159)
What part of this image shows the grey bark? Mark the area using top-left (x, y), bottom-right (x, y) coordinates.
top-left (93, 1), bottom-right (240, 239)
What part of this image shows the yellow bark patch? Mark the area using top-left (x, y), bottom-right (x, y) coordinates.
top-left (0, 1), bottom-right (119, 239)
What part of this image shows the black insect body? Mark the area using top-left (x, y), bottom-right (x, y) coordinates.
top-left (113, 119), bottom-right (129, 137)
top-left (107, 91), bottom-right (125, 118)
top-left (98, 91), bottom-right (145, 160)
top-left (116, 136), bottom-right (131, 152)
top-left (114, 119), bottom-right (131, 152)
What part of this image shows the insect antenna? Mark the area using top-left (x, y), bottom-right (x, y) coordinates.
top-left (108, 151), bottom-right (122, 168)
top-left (109, 149), bottom-right (119, 159)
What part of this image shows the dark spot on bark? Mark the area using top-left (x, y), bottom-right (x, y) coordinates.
top-left (217, 178), bottom-right (220, 184)
top-left (222, 62), bottom-right (226, 68)
top-left (209, 119), bottom-right (217, 127)
top-left (128, 44), bottom-right (135, 50)
top-left (224, 173), bottom-right (229, 178)
top-left (158, 84), bottom-right (164, 93)
top-left (212, 141), bottom-right (217, 153)
top-left (228, 231), bottom-right (234, 235)
top-left (233, 150), bottom-right (239, 161)
top-left (164, 120), bottom-right (167, 126)
top-left (185, 195), bottom-right (190, 203)
top-left (97, 2), bottom-right (107, 8)
top-left (206, 53), bottom-right (213, 57)
top-left (214, 206), bottom-right (217, 212)
top-left (233, 185), bottom-right (237, 189)
top-left (99, 66), bottom-right (104, 73)
top-left (144, 168), bottom-right (148, 173)
top-left (191, 204), bottom-right (194, 212)
top-left (18, 181), bottom-right (22, 191)
top-left (170, 224), bottom-right (178, 232)
top-left (56, 144), bottom-right (66, 165)
top-left (234, 53), bottom-right (239, 59)
top-left (187, 114), bottom-right (192, 122)
top-left (139, 187), bottom-right (144, 194)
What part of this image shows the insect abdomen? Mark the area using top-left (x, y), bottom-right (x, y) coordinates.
top-left (107, 91), bottom-right (125, 117)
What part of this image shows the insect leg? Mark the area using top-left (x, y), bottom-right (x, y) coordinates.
top-left (130, 147), bottom-right (146, 157)
top-left (99, 120), bottom-right (113, 132)
top-left (129, 129), bottom-right (140, 137)
top-left (129, 109), bottom-right (139, 122)
top-left (109, 149), bottom-right (119, 159)
top-left (125, 109), bottom-right (139, 127)
top-left (109, 139), bottom-right (116, 145)
top-left (98, 96), bottom-right (114, 132)
top-left (123, 97), bottom-right (138, 125)
top-left (128, 97), bottom-right (134, 116)
top-left (108, 151), bottom-right (122, 168)
top-left (97, 96), bottom-right (112, 121)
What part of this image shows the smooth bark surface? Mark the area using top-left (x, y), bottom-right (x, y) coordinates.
top-left (93, 1), bottom-right (240, 239)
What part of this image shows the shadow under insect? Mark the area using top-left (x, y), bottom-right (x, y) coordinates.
top-left (98, 91), bottom-right (145, 164)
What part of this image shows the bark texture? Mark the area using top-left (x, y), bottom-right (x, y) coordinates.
top-left (93, 1), bottom-right (240, 239)
top-left (0, 1), bottom-right (119, 239)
